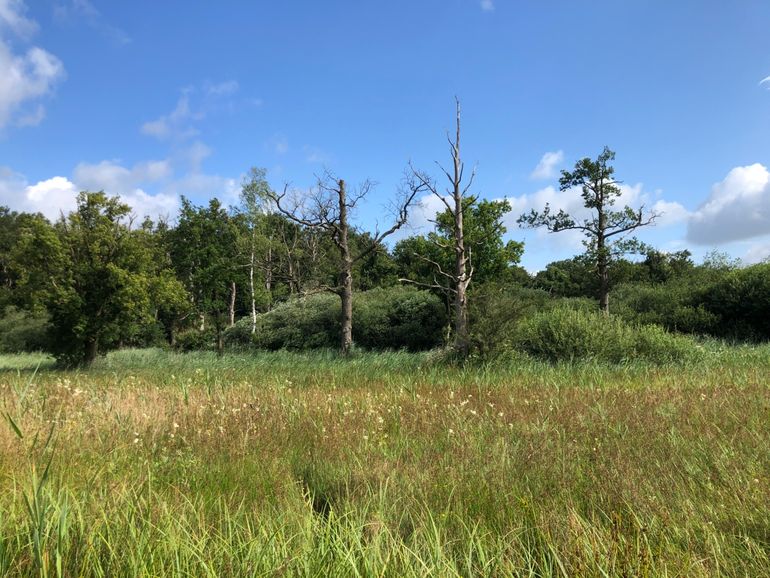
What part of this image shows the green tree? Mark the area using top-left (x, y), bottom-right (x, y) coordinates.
top-left (18, 192), bottom-right (158, 366)
top-left (518, 147), bottom-right (657, 314)
top-left (170, 197), bottom-right (240, 355)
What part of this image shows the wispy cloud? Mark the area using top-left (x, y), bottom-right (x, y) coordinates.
top-left (530, 150), bottom-right (564, 180)
top-left (53, 0), bottom-right (131, 45)
top-left (760, 76), bottom-right (770, 89)
top-left (141, 81), bottom-right (242, 141)
top-left (480, 0), bottom-right (494, 12)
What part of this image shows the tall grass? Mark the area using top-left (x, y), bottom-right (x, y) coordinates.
top-left (0, 346), bottom-right (769, 576)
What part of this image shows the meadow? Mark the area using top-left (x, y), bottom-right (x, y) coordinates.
top-left (0, 346), bottom-right (769, 577)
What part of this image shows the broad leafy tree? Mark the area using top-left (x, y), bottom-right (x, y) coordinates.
top-left (170, 197), bottom-right (240, 355)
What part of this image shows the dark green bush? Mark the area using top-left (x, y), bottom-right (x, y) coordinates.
top-left (469, 284), bottom-right (550, 358)
top-left (612, 282), bottom-right (719, 336)
top-left (0, 307), bottom-right (50, 353)
top-left (174, 329), bottom-right (216, 352)
top-left (252, 293), bottom-right (341, 351)
top-left (511, 307), bottom-right (700, 364)
top-left (353, 286), bottom-right (446, 351)
top-left (225, 287), bottom-right (446, 351)
top-left (701, 263), bottom-right (770, 341)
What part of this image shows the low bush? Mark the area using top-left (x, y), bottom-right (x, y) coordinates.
top-left (512, 307), bottom-right (700, 364)
top-left (0, 306), bottom-right (50, 353)
top-left (174, 328), bottom-right (216, 352)
top-left (253, 293), bottom-right (341, 351)
top-left (701, 263), bottom-right (770, 341)
top-left (469, 284), bottom-right (550, 358)
top-left (353, 286), bottom-right (446, 351)
top-left (224, 287), bottom-right (446, 351)
top-left (612, 282), bottom-right (718, 336)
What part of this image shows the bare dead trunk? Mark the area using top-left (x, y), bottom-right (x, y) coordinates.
top-left (340, 267), bottom-right (353, 356)
top-left (451, 101), bottom-right (470, 356)
top-left (338, 180), bottom-right (354, 356)
top-left (229, 281), bottom-right (237, 327)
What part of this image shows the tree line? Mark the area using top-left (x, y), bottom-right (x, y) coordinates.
top-left (2, 104), bottom-right (767, 365)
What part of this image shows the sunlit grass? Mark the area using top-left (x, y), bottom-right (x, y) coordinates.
top-left (0, 345), bottom-right (769, 576)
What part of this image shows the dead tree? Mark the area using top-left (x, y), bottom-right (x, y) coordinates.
top-left (403, 99), bottom-right (476, 357)
top-left (267, 172), bottom-right (417, 355)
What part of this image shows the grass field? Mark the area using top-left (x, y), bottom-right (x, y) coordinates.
top-left (1, 346), bottom-right (769, 576)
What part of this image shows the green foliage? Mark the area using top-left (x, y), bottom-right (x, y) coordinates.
top-left (394, 199), bottom-right (525, 291)
top-left (252, 293), bottom-right (341, 350)
top-left (702, 263), bottom-right (770, 341)
top-left (468, 284), bottom-right (550, 358)
top-left (612, 282), bottom-right (719, 336)
top-left (174, 329), bottom-right (216, 352)
top-left (227, 287), bottom-right (446, 351)
top-left (512, 307), bottom-right (700, 364)
top-left (353, 286), bottom-right (446, 351)
top-left (16, 192), bottom-right (161, 366)
top-left (0, 307), bottom-right (50, 353)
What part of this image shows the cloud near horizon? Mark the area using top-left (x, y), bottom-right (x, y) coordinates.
top-left (687, 163), bottom-right (770, 245)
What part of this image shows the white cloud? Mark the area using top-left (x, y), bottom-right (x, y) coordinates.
top-left (0, 168), bottom-right (77, 219)
top-left (141, 93), bottom-right (200, 140)
top-left (73, 159), bottom-right (171, 193)
top-left (760, 76), bottom-right (770, 89)
top-left (650, 199), bottom-right (690, 227)
top-left (141, 82), bottom-right (241, 141)
top-left (530, 150), bottom-right (564, 180)
top-left (0, 0), bottom-right (37, 36)
top-left (687, 163), bottom-right (770, 245)
top-left (744, 240), bottom-right (770, 264)
top-left (0, 0), bottom-right (64, 130)
top-left (480, 0), bottom-right (494, 12)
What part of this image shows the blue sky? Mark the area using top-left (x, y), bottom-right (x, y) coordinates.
top-left (1, 0), bottom-right (769, 271)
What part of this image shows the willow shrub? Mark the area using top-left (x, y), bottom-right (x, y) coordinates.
top-left (512, 307), bottom-right (701, 364)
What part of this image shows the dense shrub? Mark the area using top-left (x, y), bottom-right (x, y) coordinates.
top-left (612, 282), bottom-right (719, 336)
top-left (0, 306), bottom-right (50, 352)
top-left (701, 263), bottom-right (770, 341)
top-left (174, 329), bottom-right (216, 352)
top-left (252, 293), bottom-right (341, 350)
top-left (224, 287), bottom-right (446, 351)
top-left (469, 285), bottom-right (549, 357)
top-left (353, 286), bottom-right (446, 351)
top-left (512, 308), bottom-right (700, 364)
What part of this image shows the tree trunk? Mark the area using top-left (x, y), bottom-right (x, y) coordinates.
top-left (229, 281), bottom-right (237, 327)
top-left (84, 337), bottom-right (98, 366)
top-left (216, 325), bottom-right (224, 356)
top-left (265, 243), bottom-right (273, 308)
top-left (598, 258), bottom-right (610, 314)
top-left (597, 209), bottom-right (610, 314)
top-left (451, 101), bottom-right (470, 356)
top-left (249, 249), bottom-right (257, 334)
top-left (337, 180), bottom-right (354, 356)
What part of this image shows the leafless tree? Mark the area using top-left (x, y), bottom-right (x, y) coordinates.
top-left (267, 172), bottom-right (418, 355)
top-left (402, 99), bottom-right (476, 357)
